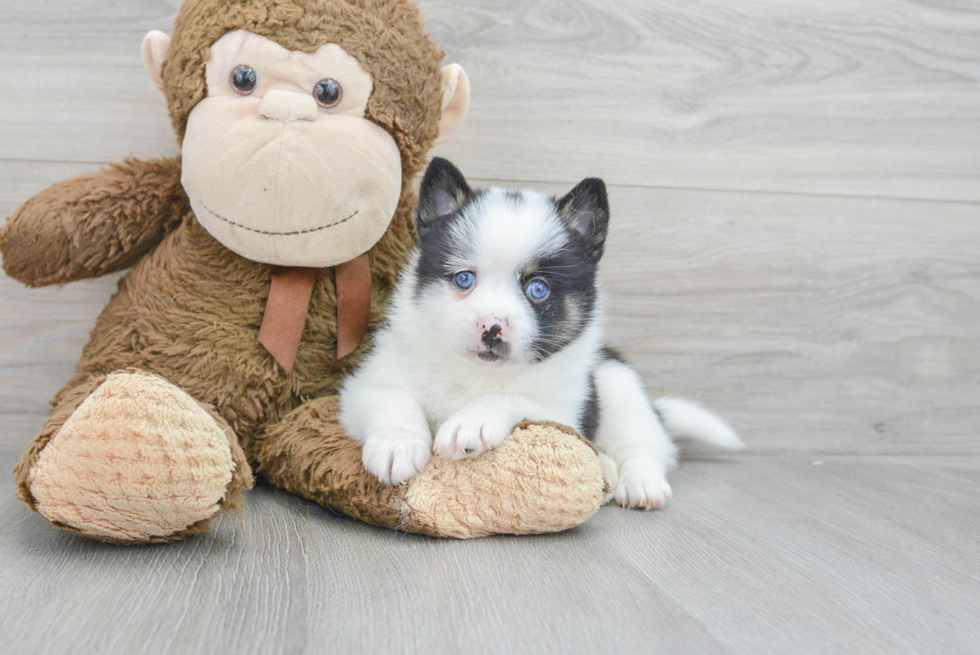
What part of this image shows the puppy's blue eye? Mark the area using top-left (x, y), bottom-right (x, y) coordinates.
top-left (526, 279), bottom-right (549, 301)
top-left (455, 271), bottom-right (476, 290)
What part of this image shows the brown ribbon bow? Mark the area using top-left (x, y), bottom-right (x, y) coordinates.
top-left (258, 254), bottom-right (372, 374)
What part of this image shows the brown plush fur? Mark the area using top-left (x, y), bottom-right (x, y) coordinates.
top-left (18, 196), bottom-right (413, 450)
top-left (2, 0), bottom-right (603, 542)
top-left (257, 395), bottom-right (408, 530)
top-left (163, 0), bottom-right (445, 179)
top-left (0, 157), bottom-right (187, 287)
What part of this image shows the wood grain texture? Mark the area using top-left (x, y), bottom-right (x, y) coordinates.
top-left (1, 2), bottom-right (979, 652)
top-left (2, 450), bottom-right (978, 654)
top-left (1, 0), bottom-right (979, 199)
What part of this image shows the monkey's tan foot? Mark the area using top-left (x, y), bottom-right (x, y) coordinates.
top-left (22, 370), bottom-right (252, 544)
top-left (401, 421), bottom-right (606, 538)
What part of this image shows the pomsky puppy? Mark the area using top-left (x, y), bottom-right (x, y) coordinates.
top-left (340, 158), bottom-right (743, 509)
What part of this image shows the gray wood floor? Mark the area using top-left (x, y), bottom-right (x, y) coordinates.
top-left (2, 451), bottom-right (979, 655)
top-left (1, 0), bottom-right (978, 653)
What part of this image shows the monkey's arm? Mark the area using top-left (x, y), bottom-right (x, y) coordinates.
top-left (0, 157), bottom-right (186, 287)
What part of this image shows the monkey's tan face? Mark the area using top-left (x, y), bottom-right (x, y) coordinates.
top-left (181, 30), bottom-right (403, 267)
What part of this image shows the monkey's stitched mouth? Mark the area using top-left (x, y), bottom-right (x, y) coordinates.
top-left (199, 201), bottom-right (359, 236)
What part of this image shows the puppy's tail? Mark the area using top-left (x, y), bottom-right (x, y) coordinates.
top-left (653, 398), bottom-right (744, 450)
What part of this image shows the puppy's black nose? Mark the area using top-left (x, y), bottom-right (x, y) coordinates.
top-left (481, 324), bottom-right (504, 349)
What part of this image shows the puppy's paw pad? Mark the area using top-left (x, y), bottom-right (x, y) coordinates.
top-left (362, 430), bottom-right (431, 486)
top-left (615, 470), bottom-right (672, 510)
top-left (434, 410), bottom-right (509, 460)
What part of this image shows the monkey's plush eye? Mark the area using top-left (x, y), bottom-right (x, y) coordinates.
top-left (230, 65), bottom-right (257, 95)
top-left (314, 78), bottom-right (343, 108)
top-left (454, 271), bottom-right (476, 290)
top-left (525, 279), bottom-right (549, 301)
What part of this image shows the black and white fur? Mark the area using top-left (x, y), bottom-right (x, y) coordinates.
top-left (340, 158), bottom-right (743, 509)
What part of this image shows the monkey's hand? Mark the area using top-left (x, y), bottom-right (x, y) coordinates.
top-left (0, 157), bottom-right (186, 287)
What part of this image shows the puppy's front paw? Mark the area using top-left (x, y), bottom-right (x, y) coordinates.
top-left (615, 461), bottom-right (672, 510)
top-left (362, 427), bottom-right (432, 486)
top-left (434, 409), bottom-right (510, 460)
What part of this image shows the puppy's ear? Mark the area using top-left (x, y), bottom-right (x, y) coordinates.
top-left (417, 158), bottom-right (471, 235)
top-left (557, 178), bottom-right (609, 262)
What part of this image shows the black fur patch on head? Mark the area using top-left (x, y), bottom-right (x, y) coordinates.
top-left (413, 189), bottom-right (488, 294)
top-left (416, 157), bottom-right (471, 238)
top-left (522, 178), bottom-right (612, 361)
top-left (504, 189), bottom-right (524, 204)
top-left (522, 186), bottom-right (613, 362)
top-left (414, 158), bottom-right (481, 294)
top-left (556, 178), bottom-right (610, 263)
top-left (523, 239), bottom-right (599, 362)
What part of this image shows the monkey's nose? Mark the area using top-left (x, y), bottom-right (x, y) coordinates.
top-left (259, 90), bottom-right (319, 122)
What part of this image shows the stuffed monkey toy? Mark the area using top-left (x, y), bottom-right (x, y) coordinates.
top-left (0, 0), bottom-right (605, 543)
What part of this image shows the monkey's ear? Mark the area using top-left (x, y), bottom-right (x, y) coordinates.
top-left (417, 158), bottom-right (471, 232)
top-left (557, 178), bottom-right (610, 262)
top-left (436, 64), bottom-right (470, 143)
top-left (141, 30), bottom-right (172, 97)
